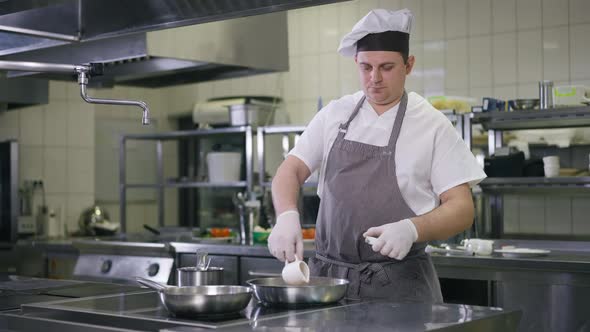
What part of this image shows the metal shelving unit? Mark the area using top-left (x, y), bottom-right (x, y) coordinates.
top-left (119, 126), bottom-right (254, 232)
top-left (465, 105), bottom-right (590, 237)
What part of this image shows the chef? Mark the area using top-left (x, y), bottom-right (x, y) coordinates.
top-left (268, 8), bottom-right (486, 302)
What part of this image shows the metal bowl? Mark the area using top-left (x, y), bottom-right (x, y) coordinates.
top-left (509, 99), bottom-right (540, 110)
top-left (246, 277), bottom-right (349, 307)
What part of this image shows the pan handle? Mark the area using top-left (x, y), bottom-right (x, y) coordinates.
top-left (136, 277), bottom-right (168, 291)
top-left (248, 270), bottom-right (281, 277)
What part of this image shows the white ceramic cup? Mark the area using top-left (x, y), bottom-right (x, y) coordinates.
top-left (462, 239), bottom-right (494, 256)
top-left (542, 156), bottom-right (559, 167)
top-left (281, 255), bottom-right (310, 285)
top-left (544, 165), bottom-right (559, 178)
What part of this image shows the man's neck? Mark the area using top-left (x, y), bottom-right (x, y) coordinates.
top-left (367, 96), bottom-right (402, 116)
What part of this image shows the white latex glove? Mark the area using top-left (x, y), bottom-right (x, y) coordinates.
top-left (363, 219), bottom-right (418, 260)
top-left (268, 210), bottom-right (303, 262)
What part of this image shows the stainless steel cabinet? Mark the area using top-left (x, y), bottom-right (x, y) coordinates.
top-left (177, 254), bottom-right (239, 285)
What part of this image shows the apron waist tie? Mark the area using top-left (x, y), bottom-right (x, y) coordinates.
top-left (315, 253), bottom-right (390, 286)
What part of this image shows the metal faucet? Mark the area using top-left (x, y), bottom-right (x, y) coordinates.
top-left (0, 60), bottom-right (150, 125)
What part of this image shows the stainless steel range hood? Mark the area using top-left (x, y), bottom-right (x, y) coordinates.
top-left (0, 0), bottom-right (350, 87)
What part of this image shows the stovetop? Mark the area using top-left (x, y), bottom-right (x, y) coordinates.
top-left (0, 276), bottom-right (142, 311)
top-left (18, 291), bottom-right (351, 330)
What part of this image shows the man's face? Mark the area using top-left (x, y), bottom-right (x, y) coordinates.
top-left (355, 51), bottom-right (415, 106)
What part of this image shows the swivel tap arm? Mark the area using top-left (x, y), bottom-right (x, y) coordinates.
top-left (0, 60), bottom-right (150, 125)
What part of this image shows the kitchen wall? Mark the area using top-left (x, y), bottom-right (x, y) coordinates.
top-left (1, 0), bottom-right (589, 237)
top-left (161, 0), bottom-right (590, 236)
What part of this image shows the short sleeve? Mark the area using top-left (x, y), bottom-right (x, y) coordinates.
top-left (288, 109), bottom-right (326, 173)
top-left (430, 123), bottom-right (487, 195)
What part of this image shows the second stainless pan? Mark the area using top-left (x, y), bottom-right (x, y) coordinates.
top-left (246, 277), bottom-right (349, 307)
top-left (136, 277), bottom-right (252, 317)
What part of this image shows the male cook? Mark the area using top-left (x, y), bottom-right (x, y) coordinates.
top-left (268, 8), bottom-right (486, 302)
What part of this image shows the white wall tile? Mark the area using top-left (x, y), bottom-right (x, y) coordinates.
top-left (300, 55), bottom-right (320, 99)
top-left (445, 38), bottom-right (469, 90)
top-left (67, 103), bottom-right (94, 147)
top-left (423, 41), bottom-right (446, 96)
top-left (43, 147), bottom-right (67, 194)
top-left (492, 0), bottom-right (516, 33)
top-left (319, 4), bottom-right (340, 54)
top-left (542, 0), bottom-right (568, 27)
top-left (469, 0), bottom-right (492, 36)
top-left (570, 24), bottom-right (590, 81)
top-left (516, 0), bottom-right (542, 30)
top-left (492, 33), bottom-right (517, 85)
top-left (19, 106), bottom-right (44, 146)
top-left (503, 195), bottom-right (520, 233)
top-left (493, 85), bottom-right (518, 100)
top-left (283, 56), bottom-right (302, 102)
top-left (43, 102), bottom-right (67, 146)
top-left (570, 0), bottom-right (590, 24)
top-left (338, 2), bottom-right (360, 41)
top-left (518, 196), bottom-right (546, 234)
top-left (517, 29), bottom-right (543, 84)
top-left (339, 56), bottom-right (360, 96)
top-left (423, 0), bottom-right (445, 41)
top-left (67, 148), bottom-right (94, 194)
top-left (572, 197), bottom-right (590, 234)
top-left (19, 146), bottom-right (43, 184)
top-left (0, 111), bottom-right (19, 141)
top-left (319, 53), bottom-right (341, 100)
top-left (517, 83), bottom-right (539, 98)
top-left (543, 26), bottom-right (570, 82)
top-left (402, 0), bottom-right (423, 41)
top-left (300, 8), bottom-right (320, 55)
top-left (445, 0), bottom-right (468, 39)
top-left (406, 42), bottom-right (424, 94)
top-left (377, 0), bottom-right (401, 11)
top-left (287, 10), bottom-right (302, 57)
top-left (359, 0), bottom-right (379, 17)
top-left (469, 36), bottom-right (493, 88)
top-left (545, 196), bottom-right (572, 235)
top-left (469, 87), bottom-right (493, 103)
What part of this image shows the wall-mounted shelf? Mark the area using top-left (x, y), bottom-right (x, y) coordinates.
top-left (479, 177), bottom-right (590, 194)
top-left (119, 126), bottom-right (254, 232)
top-left (471, 106), bottom-right (590, 131)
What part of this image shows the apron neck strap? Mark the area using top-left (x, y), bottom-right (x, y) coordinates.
top-left (386, 91), bottom-right (409, 151)
top-left (338, 95), bottom-right (366, 133)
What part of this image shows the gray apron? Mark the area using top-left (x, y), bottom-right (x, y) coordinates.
top-left (309, 91), bottom-right (443, 303)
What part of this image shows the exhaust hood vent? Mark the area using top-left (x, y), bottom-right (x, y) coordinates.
top-left (0, 74), bottom-right (47, 111)
top-left (0, 0), bottom-right (351, 87)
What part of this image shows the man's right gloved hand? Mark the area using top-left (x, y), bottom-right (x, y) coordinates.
top-left (268, 210), bottom-right (303, 262)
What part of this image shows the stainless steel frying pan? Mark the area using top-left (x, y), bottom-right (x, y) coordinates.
top-left (136, 277), bottom-right (252, 316)
top-left (246, 277), bottom-right (349, 307)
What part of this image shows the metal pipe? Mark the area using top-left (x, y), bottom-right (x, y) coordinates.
top-left (0, 60), bottom-right (84, 74)
top-left (0, 25), bottom-right (79, 42)
top-left (78, 72), bottom-right (150, 125)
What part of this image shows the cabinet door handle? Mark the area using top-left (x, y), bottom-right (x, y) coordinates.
top-left (248, 270), bottom-right (281, 277)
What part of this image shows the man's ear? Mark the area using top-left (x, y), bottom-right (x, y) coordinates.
top-left (354, 54), bottom-right (358, 64)
top-left (406, 55), bottom-right (415, 75)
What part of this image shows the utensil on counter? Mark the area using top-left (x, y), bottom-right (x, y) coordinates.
top-left (135, 277), bottom-right (252, 317)
top-left (539, 80), bottom-right (554, 109)
top-left (494, 247), bottom-right (551, 258)
top-left (78, 205), bottom-right (120, 236)
top-left (143, 224), bottom-right (160, 235)
top-left (281, 255), bottom-right (310, 286)
top-left (425, 245), bottom-right (475, 256)
top-left (246, 277), bottom-right (348, 307)
top-left (508, 99), bottom-right (540, 111)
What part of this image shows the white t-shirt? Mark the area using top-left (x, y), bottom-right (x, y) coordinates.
top-left (289, 91), bottom-right (487, 216)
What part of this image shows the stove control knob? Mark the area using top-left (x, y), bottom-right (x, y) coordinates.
top-left (147, 263), bottom-right (160, 277)
top-left (101, 260), bottom-right (112, 274)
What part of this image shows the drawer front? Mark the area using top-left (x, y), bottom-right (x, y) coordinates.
top-left (178, 254), bottom-right (238, 285)
top-left (239, 257), bottom-right (283, 284)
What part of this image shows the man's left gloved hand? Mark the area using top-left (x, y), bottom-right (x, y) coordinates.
top-left (363, 219), bottom-right (418, 260)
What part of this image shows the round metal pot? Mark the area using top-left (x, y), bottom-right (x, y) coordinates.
top-left (177, 266), bottom-right (224, 286)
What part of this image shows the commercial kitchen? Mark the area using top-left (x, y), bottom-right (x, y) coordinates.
top-left (0, 0), bottom-right (589, 331)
